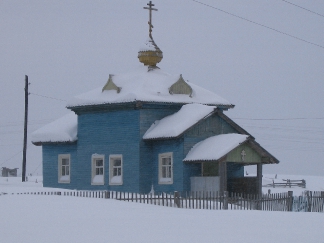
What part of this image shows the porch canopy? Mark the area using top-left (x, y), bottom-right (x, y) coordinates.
top-left (183, 133), bottom-right (278, 164)
top-left (184, 133), bottom-right (279, 195)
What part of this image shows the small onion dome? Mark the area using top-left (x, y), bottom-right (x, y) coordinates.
top-left (138, 37), bottom-right (163, 66)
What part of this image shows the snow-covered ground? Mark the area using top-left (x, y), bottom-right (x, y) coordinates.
top-left (1, 175), bottom-right (323, 243)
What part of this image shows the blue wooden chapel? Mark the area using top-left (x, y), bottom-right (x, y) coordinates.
top-left (32, 1), bottom-right (278, 195)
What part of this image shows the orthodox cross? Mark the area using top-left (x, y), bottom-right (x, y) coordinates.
top-left (144, 1), bottom-right (158, 38)
top-left (241, 150), bottom-right (246, 162)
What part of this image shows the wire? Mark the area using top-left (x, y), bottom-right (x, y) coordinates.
top-left (31, 162), bottom-right (42, 175)
top-left (233, 117), bottom-right (324, 121)
top-left (0, 150), bottom-right (23, 166)
top-left (29, 92), bottom-right (67, 102)
top-left (0, 121), bottom-right (52, 128)
top-left (281, 0), bottom-right (324, 18)
top-left (191, 0), bottom-right (324, 49)
top-left (0, 144), bottom-right (23, 147)
top-left (0, 119), bottom-right (57, 127)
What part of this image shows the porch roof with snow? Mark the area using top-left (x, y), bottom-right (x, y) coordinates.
top-left (184, 134), bottom-right (249, 162)
top-left (31, 113), bottom-right (78, 146)
top-left (183, 134), bottom-right (279, 164)
top-left (66, 66), bottom-right (234, 109)
top-left (143, 104), bottom-right (215, 140)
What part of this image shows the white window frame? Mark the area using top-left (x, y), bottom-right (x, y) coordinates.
top-left (91, 154), bottom-right (105, 185)
top-left (158, 152), bottom-right (173, 184)
top-left (109, 154), bottom-right (123, 185)
top-left (58, 154), bottom-right (70, 183)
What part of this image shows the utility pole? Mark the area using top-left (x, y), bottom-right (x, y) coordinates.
top-left (22, 75), bottom-right (29, 182)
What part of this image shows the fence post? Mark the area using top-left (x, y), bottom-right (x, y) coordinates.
top-left (174, 191), bottom-right (180, 208)
top-left (306, 191), bottom-right (312, 212)
top-left (223, 191), bottom-right (228, 210)
top-left (321, 192), bottom-right (324, 213)
top-left (287, 191), bottom-right (293, 212)
top-left (256, 194), bottom-right (262, 210)
top-left (302, 179), bottom-right (306, 188)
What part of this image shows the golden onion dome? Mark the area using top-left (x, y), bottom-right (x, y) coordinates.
top-left (138, 37), bottom-right (163, 67)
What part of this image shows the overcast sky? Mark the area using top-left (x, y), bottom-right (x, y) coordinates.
top-left (1, 0), bottom-right (323, 176)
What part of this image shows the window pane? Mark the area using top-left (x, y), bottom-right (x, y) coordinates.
top-left (62, 158), bottom-right (69, 165)
top-left (62, 167), bottom-right (65, 176)
top-left (113, 167), bottom-right (121, 176)
top-left (113, 159), bottom-right (121, 166)
top-left (167, 166), bottom-right (171, 178)
top-left (162, 157), bottom-right (171, 165)
top-left (96, 159), bottom-right (103, 167)
top-left (66, 166), bottom-right (70, 176)
top-left (162, 166), bottom-right (166, 178)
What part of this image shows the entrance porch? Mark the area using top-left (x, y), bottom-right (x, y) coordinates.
top-left (190, 161), bottom-right (262, 195)
top-left (184, 134), bottom-right (278, 196)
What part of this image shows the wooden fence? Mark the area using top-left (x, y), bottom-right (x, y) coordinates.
top-left (293, 191), bottom-right (324, 212)
top-left (263, 179), bottom-right (306, 188)
top-left (102, 191), bottom-right (300, 212)
top-left (2, 190), bottom-right (323, 212)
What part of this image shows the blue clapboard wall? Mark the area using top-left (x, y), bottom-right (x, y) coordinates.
top-left (42, 102), bottom-right (245, 193)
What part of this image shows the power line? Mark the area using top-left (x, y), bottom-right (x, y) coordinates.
top-left (31, 162), bottom-right (42, 175)
top-left (0, 119), bottom-right (57, 127)
top-left (0, 150), bottom-right (23, 166)
top-left (0, 121), bottom-right (52, 128)
top-left (191, 0), bottom-right (324, 50)
top-left (233, 117), bottom-right (324, 121)
top-left (239, 124), bottom-right (324, 135)
top-left (29, 92), bottom-right (67, 102)
top-left (281, 0), bottom-right (324, 18)
top-left (0, 144), bottom-right (23, 147)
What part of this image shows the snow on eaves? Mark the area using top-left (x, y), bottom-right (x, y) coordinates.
top-left (143, 104), bottom-right (215, 139)
top-left (183, 134), bottom-right (249, 162)
top-left (66, 66), bottom-right (232, 108)
top-left (31, 113), bottom-right (77, 144)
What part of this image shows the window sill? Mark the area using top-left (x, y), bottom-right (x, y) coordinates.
top-left (91, 182), bottom-right (105, 186)
top-left (158, 180), bottom-right (173, 185)
top-left (58, 176), bottom-right (70, 184)
top-left (58, 180), bottom-right (70, 184)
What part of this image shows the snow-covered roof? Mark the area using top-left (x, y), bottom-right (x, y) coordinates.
top-left (143, 104), bottom-right (215, 139)
top-left (32, 113), bottom-right (78, 145)
top-left (67, 66), bottom-right (233, 108)
top-left (183, 134), bottom-right (249, 162)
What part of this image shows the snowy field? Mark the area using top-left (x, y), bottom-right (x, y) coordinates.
top-left (1, 175), bottom-right (323, 243)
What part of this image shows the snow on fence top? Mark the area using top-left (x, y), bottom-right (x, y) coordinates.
top-left (67, 66), bottom-right (233, 108)
top-left (143, 104), bottom-right (215, 139)
top-left (32, 113), bottom-right (77, 144)
top-left (183, 134), bottom-right (249, 162)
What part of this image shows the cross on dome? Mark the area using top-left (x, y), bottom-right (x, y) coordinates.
top-left (138, 1), bottom-right (163, 68)
top-left (143, 1), bottom-right (158, 38)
